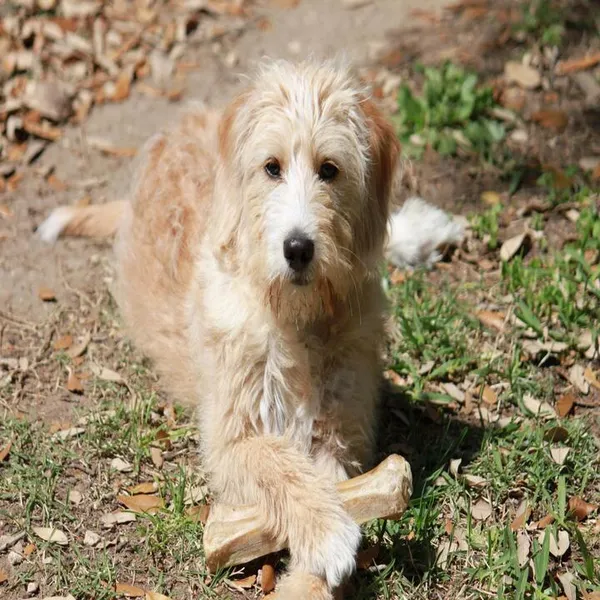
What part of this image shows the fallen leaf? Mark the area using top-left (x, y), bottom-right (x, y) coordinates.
top-left (261, 563), bottom-right (276, 592)
top-left (522, 394), bottom-right (556, 419)
top-left (505, 61), bottom-right (541, 89)
top-left (500, 233), bottom-right (531, 261)
top-left (463, 474), bottom-right (488, 488)
top-left (83, 530), bottom-right (101, 546)
top-left (449, 458), bottom-right (462, 478)
top-left (67, 490), bottom-right (83, 505)
top-left (476, 310), bottom-right (506, 331)
top-left (511, 502), bottom-right (531, 531)
top-left (23, 543), bottom-right (35, 557)
top-left (53, 335), bottom-right (73, 351)
top-left (522, 339), bottom-right (569, 356)
top-left (471, 498), bottom-right (493, 521)
top-left (556, 393), bottom-right (575, 418)
top-left (531, 109), bottom-right (568, 132)
top-left (117, 494), bottom-right (164, 514)
top-left (568, 496), bottom-right (598, 521)
top-left (225, 575), bottom-right (256, 591)
top-left (32, 527), bottom-right (68, 546)
top-left (0, 440), bottom-right (12, 462)
top-left (0, 569), bottom-right (7, 584)
top-left (584, 367), bottom-right (600, 391)
top-left (91, 364), bottom-right (126, 384)
top-left (556, 52), bottom-right (600, 75)
top-left (150, 447), bottom-right (163, 468)
top-left (557, 571), bottom-right (577, 600)
top-left (550, 446), bottom-right (570, 465)
top-left (569, 364), bottom-right (590, 395)
top-left (517, 530), bottom-right (530, 567)
top-left (66, 371), bottom-right (84, 393)
top-left (52, 427), bottom-right (85, 441)
top-left (481, 191), bottom-right (501, 205)
top-left (537, 529), bottom-right (570, 558)
top-left (480, 385), bottom-right (497, 406)
top-left (129, 482), bottom-right (157, 495)
top-left (100, 511), bottom-right (137, 527)
top-left (536, 514), bottom-right (555, 528)
top-left (66, 332), bottom-right (91, 358)
top-left (38, 286), bottom-right (56, 301)
top-left (116, 582), bottom-right (146, 597)
top-left (111, 458), bottom-right (133, 473)
top-left (145, 593), bottom-right (171, 600)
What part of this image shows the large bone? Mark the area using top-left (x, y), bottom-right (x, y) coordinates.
top-left (203, 454), bottom-right (413, 571)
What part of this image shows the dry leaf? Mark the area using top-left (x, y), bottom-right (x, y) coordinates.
top-left (505, 61), bottom-right (541, 89)
top-left (584, 367), bottom-right (600, 391)
top-left (38, 286), bottom-right (56, 301)
top-left (531, 109), bottom-right (568, 132)
top-left (550, 446), bottom-right (570, 465)
top-left (449, 458), bottom-right (462, 478)
top-left (536, 514), bottom-right (555, 529)
top-left (129, 482), bottom-right (156, 495)
top-left (569, 364), bottom-right (590, 395)
top-left (225, 575), bottom-right (256, 591)
top-left (471, 499), bottom-right (493, 521)
top-left (66, 332), bottom-right (91, 358)
top-left (67, 490), bottom-right (83, 505)
top-left (53, 335), bottom-right (73, 351)
top-left (557, 571), bottom-right (577, 600)
top-left (100, 511), bottom-right (137, 527)
top-left (463, 474), bottom-right (488, 488)
top-left (556, 52), bottom-right (600, 75)
top-left (522, 394), bottom-right (556, 419)
top-left (260, 565), bottom-right (276, 593)
top-left (0, 440), bottom-right (12, 462)
top-left (481, 191), bottom-right (501, 205)
top-left (66, 371), bottom-right (84, 393)
top-left (476, 310), bottom-right (505, 331)
top-left (23, 543), bottom-right (35, 557)
top-left (52, 427), bottom-right (85, 441)
top-left (480, 385), bottom-right (497, 405)
top-left (111, 458), bottom-right (133, 473)
top-left (116, 583), bottom-right (146, 597)
top-left (145, 593), bottom-right (171, 600)
top-left (523, 339), bottom-right (569, 356)
top-left (356, 544), bottom-right (380, 570)
top-left (511, 502), bottom-right (531, 531)
top-left (556, 393), bottom-right (575, 418)
top-left (0, 569), bottom-right (7, 584)
top-left (32, 527), bottom-right (68, 545)
top-left (500, 232), bottom-right (531, 261)
top-left (150, 447), bottom-right (163, 468)
top-left (568, 496), bottom-right (598, 521)
top-left (117, 494), bottom-right (164, 514)
top-left (537, 529), bottom-right (570, 558)
top-left (83, 530), bottom-right (101, 547)
top-left (186, 504), bottom-right (210, 524)
top-left (517, 531), bottom-right (530, 567)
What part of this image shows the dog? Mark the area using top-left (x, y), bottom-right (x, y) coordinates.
top-left (39, 59), bottom-right (462, 598)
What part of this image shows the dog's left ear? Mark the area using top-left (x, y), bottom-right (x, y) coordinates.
top-left (358, 97), bottom-right (400, 254)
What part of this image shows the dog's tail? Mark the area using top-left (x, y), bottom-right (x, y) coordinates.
top-left (36, 200), bottom-right (126, 243)
top-left (386, 197), bottom-right (464, 269)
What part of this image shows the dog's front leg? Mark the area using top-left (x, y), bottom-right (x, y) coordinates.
top-left (203, 432), bottom-right (361, 597)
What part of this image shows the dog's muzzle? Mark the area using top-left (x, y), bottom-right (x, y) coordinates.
top-left (283, 233), bottom-right (314, 280)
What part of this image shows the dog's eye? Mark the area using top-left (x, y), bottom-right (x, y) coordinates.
top-left (318, 162), bottom-right (338, 181)
top-left (265, 160), bottom-right (281, 179)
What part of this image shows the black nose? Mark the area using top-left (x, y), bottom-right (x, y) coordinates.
top-left (283, 235), bottom-right (315, 272)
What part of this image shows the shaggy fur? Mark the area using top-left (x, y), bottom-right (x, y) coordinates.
top-left (38, 59), bottom-right (463, 598)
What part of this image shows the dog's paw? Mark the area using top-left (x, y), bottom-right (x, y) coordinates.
top-left (295, 508), bottom-right (361, 589)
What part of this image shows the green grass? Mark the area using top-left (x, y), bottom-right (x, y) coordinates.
top-left (392, 62), bottom-right (507, 160)
top-left (515, 0), bottom-right (566, 47)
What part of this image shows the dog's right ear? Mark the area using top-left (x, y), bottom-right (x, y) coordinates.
top-left (212, 92), bottom-right (250, 271)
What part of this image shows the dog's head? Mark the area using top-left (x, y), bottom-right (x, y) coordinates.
top-left (212, 60), bottom-right (399, 323)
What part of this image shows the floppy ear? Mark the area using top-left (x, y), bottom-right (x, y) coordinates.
top-left (359, 97), bottom-right (401, 255)
top-left (211, 92), bottom-right (250, 271)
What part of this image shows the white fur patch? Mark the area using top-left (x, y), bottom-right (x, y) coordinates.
top-left (36, 206), bottom-right (77, 243)
top-left (386, 197), bottom-right (464, 268)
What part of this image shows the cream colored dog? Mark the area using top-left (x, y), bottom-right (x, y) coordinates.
top-left (39, 59), bottom-right (462, 599)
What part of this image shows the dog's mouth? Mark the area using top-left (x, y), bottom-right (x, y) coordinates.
top-left (290, 272), bottom-right (311, 286)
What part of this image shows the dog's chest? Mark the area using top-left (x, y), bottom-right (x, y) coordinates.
top-left (259, 332), bottom-right (329, 449)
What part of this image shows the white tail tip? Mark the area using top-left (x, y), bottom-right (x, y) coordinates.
top-left (36, 206), bottom-right (78, 244)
